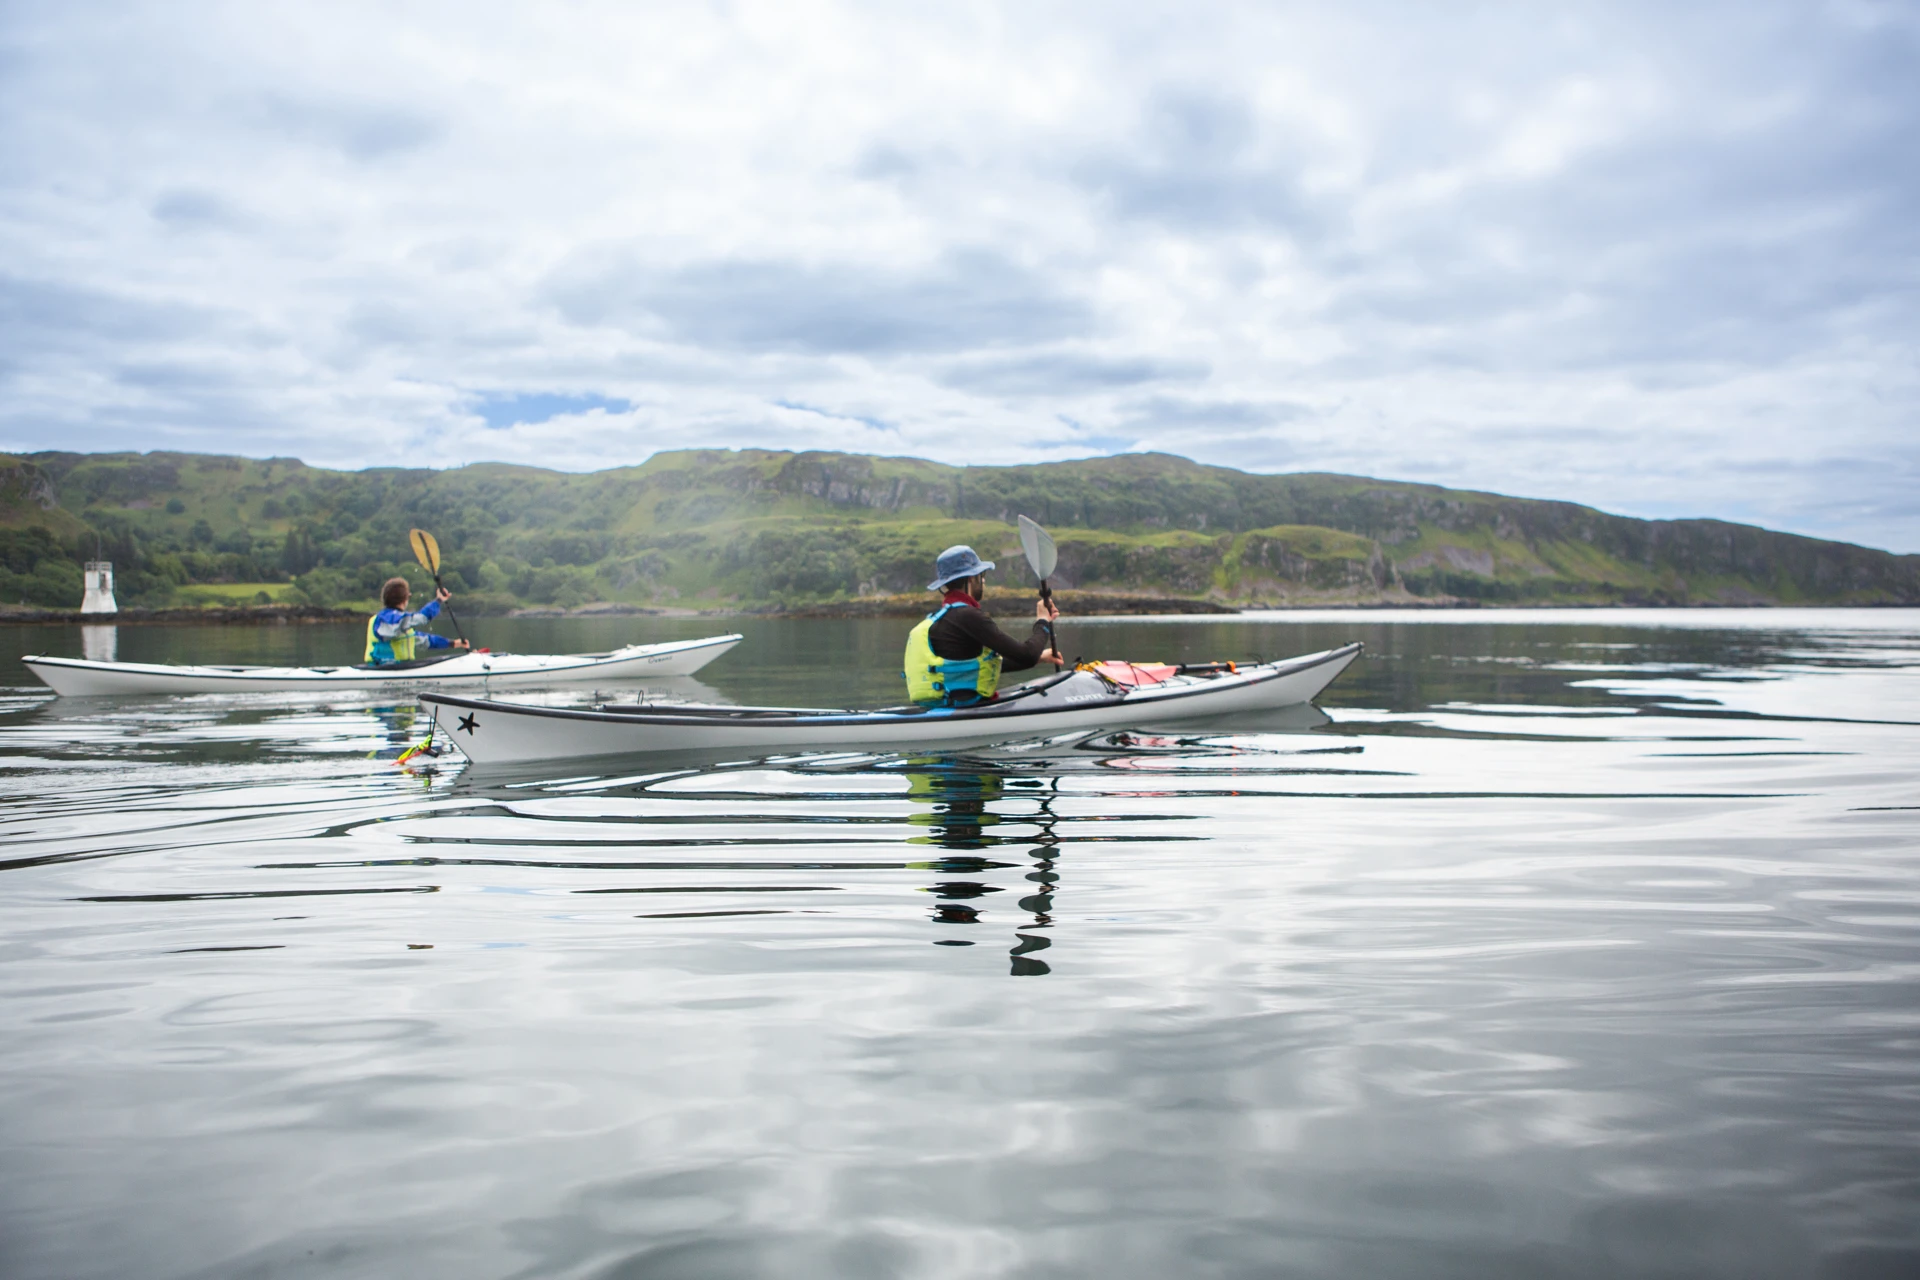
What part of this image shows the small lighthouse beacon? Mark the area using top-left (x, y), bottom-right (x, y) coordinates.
top-left (80, 561), bottom-right (117, 614)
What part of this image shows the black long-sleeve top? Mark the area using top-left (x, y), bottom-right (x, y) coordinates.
top-left (928, 600), bottom-right (1052, 672)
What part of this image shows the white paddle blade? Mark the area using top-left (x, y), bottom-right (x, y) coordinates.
top-left (1017, 515), bottom-right (1057, 582)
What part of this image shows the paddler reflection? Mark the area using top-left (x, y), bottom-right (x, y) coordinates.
top-left (902, 757), bottom-right (1059, 976)
top-left (367, 703), bottom-right (443, 777)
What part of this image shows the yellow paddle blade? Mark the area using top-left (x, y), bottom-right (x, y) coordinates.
top-left (408, 528), bottom-right (440, 574)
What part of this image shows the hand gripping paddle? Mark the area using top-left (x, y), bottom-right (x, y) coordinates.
top-left (408, 528), bottom-right (469, 646)
top-left (1016, 515), bottom-right (1059, 662)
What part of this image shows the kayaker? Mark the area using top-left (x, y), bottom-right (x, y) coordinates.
top-left (365, 577), bottom-right (469, 666)
top-left (904, 545), bottom-right (1061, 707)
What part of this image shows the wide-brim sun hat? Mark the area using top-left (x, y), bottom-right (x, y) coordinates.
top-left (928, 544), bottom-right (996, 591)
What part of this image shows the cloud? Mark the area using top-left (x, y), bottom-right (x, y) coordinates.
top-left (151, 188), bottom-right (248, 231)
top-left (255, 93), bottom-right (443, 161)
top-left (1072, 88), bottom-right (1326, 236)
top-left (0, 0), bottom-right (1915, 549)
top-left (0, 275), bottom-right (222, 356)
top-left (1122, 395), bottom-right (1313, 431)
top-left (938, 351), bottom-right (1209, 395)
top-left (546, 250), bottom-right (1092, 356)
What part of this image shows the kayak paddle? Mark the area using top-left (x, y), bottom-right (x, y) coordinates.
top-left (407, 528), bottom-right (469, 646)
top-left (1016, 514), bottom-right (1059, 662)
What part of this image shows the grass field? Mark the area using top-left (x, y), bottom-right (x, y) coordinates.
top-left (171, 582), bottom-right (301, 606)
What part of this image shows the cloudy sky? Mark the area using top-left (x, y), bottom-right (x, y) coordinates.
top-left (2, 1), bottom-right (1916, 549)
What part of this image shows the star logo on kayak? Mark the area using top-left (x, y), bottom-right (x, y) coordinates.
top-left (457, 713), bottom-right (478, 735)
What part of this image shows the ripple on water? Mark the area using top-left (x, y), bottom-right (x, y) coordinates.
top-left (2, 613), bottom-right (1919, 1277)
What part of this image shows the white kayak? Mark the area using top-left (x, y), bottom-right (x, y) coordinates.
top-left (421, 643), bottom-right (1362, 766)
top-left (21, 634), bottom-right (743, 696)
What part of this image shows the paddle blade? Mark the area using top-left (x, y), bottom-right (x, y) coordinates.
top-left (1016, 515), bottom-right (1057, 582)
top-left (408, 528), bottom-right (441, 575)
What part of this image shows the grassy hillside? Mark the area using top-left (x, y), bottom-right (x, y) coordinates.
top-left (1, 449), bottom-right (1915, 611)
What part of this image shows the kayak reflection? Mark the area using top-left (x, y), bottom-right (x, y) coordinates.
top-left (900, 757), bottom-right (1058, 976)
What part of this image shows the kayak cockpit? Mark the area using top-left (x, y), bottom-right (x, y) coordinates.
top-left (592, 670), bottom-right (1119, 723)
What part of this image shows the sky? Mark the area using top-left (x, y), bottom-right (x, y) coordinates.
top-left (2, 1), bottom-right (1916, 551)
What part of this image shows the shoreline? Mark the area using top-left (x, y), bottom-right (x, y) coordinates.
top-left (0, 604), bottom-right (367, 626)
top-left (3, 595), bottom-right (1914, 626)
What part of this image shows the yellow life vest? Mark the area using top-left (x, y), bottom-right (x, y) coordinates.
top-left (364, 614), bottom-right (418, 665)
top-left (903, 603), bottom-right (1002, 707)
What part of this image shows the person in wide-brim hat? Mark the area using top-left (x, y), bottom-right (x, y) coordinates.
top-left (902, 544), bottom-right (1061, 708)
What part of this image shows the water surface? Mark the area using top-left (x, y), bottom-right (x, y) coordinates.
top-left (2, 610), bottom-right (1917, 1279)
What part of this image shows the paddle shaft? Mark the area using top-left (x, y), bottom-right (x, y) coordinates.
top-left (1040, 581), bottom-right (1059, 662)
top-left (430, 575), bottom-right (469, 645)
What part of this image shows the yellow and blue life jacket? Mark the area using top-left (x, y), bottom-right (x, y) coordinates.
top-left (364, 612), bottom-right (419, 665)
top-left (903, 603), bottom-right (1003, 707)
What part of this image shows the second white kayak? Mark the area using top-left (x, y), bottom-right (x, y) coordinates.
top-left (21, 633), bottom-right (743, 696)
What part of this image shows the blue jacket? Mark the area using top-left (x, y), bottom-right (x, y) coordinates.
top-left (365, 599), bottom-right (451, 664)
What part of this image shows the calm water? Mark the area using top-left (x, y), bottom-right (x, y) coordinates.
top-left (2, 609), bottom-right (1917, 1280)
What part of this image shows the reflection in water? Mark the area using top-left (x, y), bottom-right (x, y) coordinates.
top-left (369, 702), bottom-right (428, 760)
top-left (1, 611), bottom-right (1919, 1279)
top-left (901, 758), bottom-right (1059, 974)
top-left (80, 624), bottom-right (116, 662)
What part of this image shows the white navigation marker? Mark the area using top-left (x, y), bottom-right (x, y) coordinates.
top-left (80, 561), bottom-right (117, 614)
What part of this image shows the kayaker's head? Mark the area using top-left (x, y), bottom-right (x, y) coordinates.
top-left (381, 577), bottom-right (411, 610)
top-left (929, 545), bottom-right (995, 599)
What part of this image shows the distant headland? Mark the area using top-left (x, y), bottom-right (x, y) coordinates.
top-left (3, 448), bottom-right (1916, 617)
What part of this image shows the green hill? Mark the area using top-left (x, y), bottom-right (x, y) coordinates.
top-left (2, 448), bottom-right (1915, 612)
